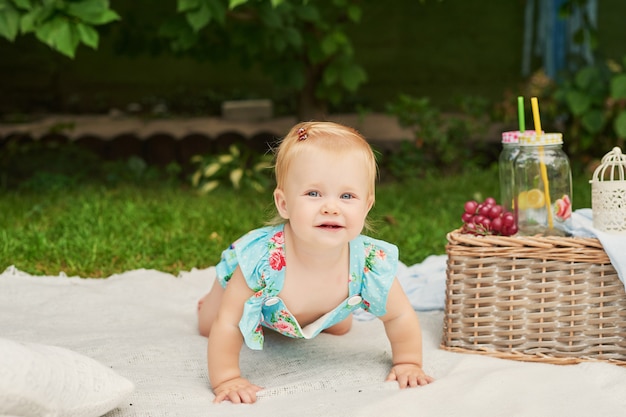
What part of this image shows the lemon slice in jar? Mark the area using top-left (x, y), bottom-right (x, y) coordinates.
top-left (517, 191), bottom-right (528, 210)
top-left (526, 188), bottom-right (545, 209)
top-left (517, 189), bottom-right (545, 210)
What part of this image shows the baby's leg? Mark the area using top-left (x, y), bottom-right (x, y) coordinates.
top-left (197, 280), bottom-right (225, 337)
top-left (323, 314), bottom-right (353, 336)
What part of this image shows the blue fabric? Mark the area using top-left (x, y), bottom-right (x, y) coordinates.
top-left (216, 224), bottom-right (399, 350)
top-left (565, 209), bottom-right (626, 286)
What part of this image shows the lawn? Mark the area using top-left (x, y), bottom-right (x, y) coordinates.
top-left (0, 168), bottom-right (593, 278)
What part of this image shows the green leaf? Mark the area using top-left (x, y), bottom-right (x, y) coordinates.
top-left (228, 144), bottom-right (240, 157)
top-left (206, 0), bottom-right (226, 25)
top-left (11, 0), bottom-right (32, 9)
top-left (0, 1), bottom-right (20, 41)
top-left (610, 74), bottom-right (626, 100)
top-left (575, 66), bottom-right (600, 90)
top-left (186, 3), bottom-right (211, 31)
top-left (580, 109), bottom-right (605, 134)
top-left (203, 162), bottom-right (221, 178)
top-left (230, 168), bottom-right (243, 189)
top-left (42, 21), bottom-right (79, 58)
top-left (19, 9), bottom-right (36, 33)
top-left (565, 90), bottom-right (591, 116)
top-left (295, 5), bottom-right (319, 22)
top-left (200, 180), bottom-right (219, 193)
top-left (93, 9), bottom-right (120, 25)
top-left (54, 23), bottom-right (80, 58)
top-left (158, 17), bottom-right (198, 50)
top-left (178, 0), bottom-right (200, 12)
top-left (218, 154), bottom-right (233, 164)
top-left (323, 64), bottom-right (338, 85)
top-left (340, 64), bottom-right (367, 91)
top-left (283, 27), bottom-right (302, 48)
top-left (229, 0), bottom-right (248, 9)
top-left (259, 3), bottom-right (282, 28)
top-left (347, 5), bottom-right (361, 22)
top-left (614, 110), bottom-right (626, 139)
top-left (321, 31), bottom-right (348, 56)
top-left (191, 170), bottom-right (201, 186)
top-left (250, 180), bottom-right (265, 192)
top-left (67, 1), bottom-right (120, 25)
top-left (76, 22), bottom-right (98, 49)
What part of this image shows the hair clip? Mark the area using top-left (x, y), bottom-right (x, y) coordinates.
top-left (297, 127), bottom-right (308, 141)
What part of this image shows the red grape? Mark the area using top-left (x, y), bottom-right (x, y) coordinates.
top-left (464, 222), bottom-right (477, 233)
top-left (502, 212), bottom-right (515, 227)
top-left (464, 200), bottom-right (478, 214)
top-left (479, 204), bottom-right (491, 217)
top-left (490, 216), bottom-right (502, 232)
top-left (460, 197), bottom-right (517, 236)
top-left (488, 205), bottom-right (503, 219)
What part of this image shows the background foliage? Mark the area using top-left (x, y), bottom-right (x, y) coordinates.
top-left (0, 0), bottom-right (623, 275)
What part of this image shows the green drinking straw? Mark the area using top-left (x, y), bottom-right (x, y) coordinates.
top-left (518, 96), bottom-right (525, 132)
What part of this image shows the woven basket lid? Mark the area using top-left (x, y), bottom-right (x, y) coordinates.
top-left (591, 147), bottom-right (626, 183)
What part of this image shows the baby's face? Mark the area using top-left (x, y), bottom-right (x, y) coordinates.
top-left (274, 149), bottom-right (373, 249)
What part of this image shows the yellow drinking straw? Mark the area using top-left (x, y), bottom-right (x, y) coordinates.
top-left (530, 97), bottom-right (554, 229)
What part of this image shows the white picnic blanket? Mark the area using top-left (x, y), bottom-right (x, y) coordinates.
top-left (1, 262), bottom-right (626, 417)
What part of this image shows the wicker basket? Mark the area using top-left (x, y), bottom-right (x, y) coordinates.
top-left (442, 229), bottom-right (626, 366)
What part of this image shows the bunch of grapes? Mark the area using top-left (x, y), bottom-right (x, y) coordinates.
top-left (461, 197), bottom-right (518, 236)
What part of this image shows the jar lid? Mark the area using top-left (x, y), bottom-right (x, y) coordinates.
top-left (502, 131), bottom-right (521, 144)
top-left (519, 132), bottom-right (562, 146)
top-left (502, 130), bottom-right (540, 144)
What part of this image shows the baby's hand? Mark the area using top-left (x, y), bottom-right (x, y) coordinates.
top-left (213, 377), bottom-right (263, 404)
top-left (386, 363), bottom-right (434, 388)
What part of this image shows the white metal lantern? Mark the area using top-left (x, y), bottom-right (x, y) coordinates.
top-left (590, 147), bottom-right (626, 234)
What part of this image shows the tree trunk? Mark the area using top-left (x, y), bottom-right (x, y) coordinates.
top-left (297, 62), bottom-right (328, 121)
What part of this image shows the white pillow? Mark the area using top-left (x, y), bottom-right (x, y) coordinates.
top-left (0, 338), bottom-right (134, 417)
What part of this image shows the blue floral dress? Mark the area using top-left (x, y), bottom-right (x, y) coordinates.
top-left (215, 224), bottom-right (398, 350)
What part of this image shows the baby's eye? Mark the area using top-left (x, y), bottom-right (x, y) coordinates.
top-left (307, 191), bottom-right (320, 197)
top-left (340, 193), bottom-right (354, 200)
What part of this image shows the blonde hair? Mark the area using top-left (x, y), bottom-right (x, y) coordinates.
top-left (269, 121), bottom-right (378, 227)
top-left (275, 121), bottom-right (377, 195)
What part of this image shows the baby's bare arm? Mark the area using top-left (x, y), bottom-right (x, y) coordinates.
top-left (380, 279), bottom-right (434, 387)
top-left (207, 268), bottom-right (262, 403)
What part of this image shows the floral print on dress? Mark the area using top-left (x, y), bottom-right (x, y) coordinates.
top-left (268, 231), bottom-right (286, 271)
top-left (363, 243), bottom-right (387, 274)
top-left (264, 308), bottom-right (303, 338)
top-left (361, 243), bottom-right (390, 312)
top-left (250, 323), bottom-right (264, 347)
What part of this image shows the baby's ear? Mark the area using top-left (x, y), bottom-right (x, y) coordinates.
top-left (273, 188), bottom-right (289, 219)
top-left (366, 195), bottom-right (375, 212)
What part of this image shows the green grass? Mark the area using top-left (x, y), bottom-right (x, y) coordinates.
top-left (0, 169), bottom-right (593, 278)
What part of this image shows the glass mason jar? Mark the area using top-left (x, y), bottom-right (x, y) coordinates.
top-left (499, 130), bottom-right (539, 215)
top-left (499, 131), bottom-right (520, 215)
top-left (514, 132), bottom-right (573, 236)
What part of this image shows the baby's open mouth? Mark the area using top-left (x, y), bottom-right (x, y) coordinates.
top-left (319, 224), bottom-right (342, 229)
